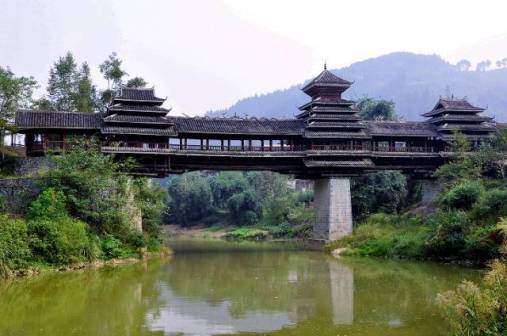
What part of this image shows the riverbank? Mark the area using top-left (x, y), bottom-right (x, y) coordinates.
top-left (164, 223), bottom-right (311, 242)
top-left (2, 248), bottom-right (172, 280)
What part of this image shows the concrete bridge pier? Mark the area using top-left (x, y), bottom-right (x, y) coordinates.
top-left (312, 177), bottom-right (353, 241)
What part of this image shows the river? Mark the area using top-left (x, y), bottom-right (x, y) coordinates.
top-left (0, 240), bottom-right (481, 336)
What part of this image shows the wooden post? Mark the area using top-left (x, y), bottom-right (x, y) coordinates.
top-left (206, 139), bottom-right (209, 150)
top-left (248, 139), bottom-right (252, 151)
top-left (269, 140), bottom-right (272, 151)
top-left (227, 139), bottom-right (231, 151)
top-left (221, 139), bottom-right (224, 151)
top-left (184, 138), bottom-right (188, 150)
top-left (241, 139), bottom-right (244, 151)
top-left (200, 139), bottom-right (204, 150)
top-left (281, 139), bottom-right (285, 151)
top-left (179, 138), bottom-right (183, 150)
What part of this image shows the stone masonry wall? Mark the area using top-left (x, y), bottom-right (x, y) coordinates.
top-left (0, 178), bottom-right (42, 213)
top-left (313, 178), bottom-right (353, 241)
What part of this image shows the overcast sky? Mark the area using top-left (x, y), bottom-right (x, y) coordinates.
top-left (1, 0), bottom-right (507, 115)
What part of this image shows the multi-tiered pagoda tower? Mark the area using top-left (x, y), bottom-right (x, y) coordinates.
top-left (423, 97), bottom-right (496, 145)
top-left (101, 87), bottom-right (176, 174)
top-left (297, 66), bottom-right (368, 143)
top-left (297, 66), bottom-right (373, 175)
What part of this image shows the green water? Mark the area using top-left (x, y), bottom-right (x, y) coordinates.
top-left (0, 240), bottom-right (481, 336)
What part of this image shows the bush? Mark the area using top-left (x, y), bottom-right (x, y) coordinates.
top-left (426, 210), bottom-right (470, 258)
top-left (27, 217), bottom-right (90, 264)
top-left (471, 188), bottom-right (507, 222)
top-left (223, 228), bottom-right (268, 241)
top-left (437, 260), bottom-right (507, 336)
top-left (441, 181), bottom-right (483, 210)
top-left (27, 188), bottom-right (67, 220)
top-left (100, 235), bottom-right (133, 259)
top-left (0, 216), bottom-right (31, 275)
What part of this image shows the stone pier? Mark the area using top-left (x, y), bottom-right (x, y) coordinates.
top-left (420, 179), bottom-right (442, 206)
top-left (313, 177), bottom-right (353, 241)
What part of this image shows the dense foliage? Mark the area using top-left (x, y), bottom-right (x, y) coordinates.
top-left (329, 131), bottom-right (507, 264)
top-left (437, 223), bottom-right (507, 336)
top-left (167, 171), bottom-right (313, 238)
top-left (0, 144), bottom-right (167, 278)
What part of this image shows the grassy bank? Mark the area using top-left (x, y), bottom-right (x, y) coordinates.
top-left (328, 178), bottom-right (507, 263)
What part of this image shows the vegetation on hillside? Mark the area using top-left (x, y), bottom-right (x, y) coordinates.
top-left (0, 144), bottom-right (167, 278)
top-left (329, 131), bottom-right (507, 264)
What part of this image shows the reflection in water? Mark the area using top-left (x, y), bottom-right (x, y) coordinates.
top-left (329, 261), bottom-right (354, 325)
top-left (0, 243), bottom-right (481, 336)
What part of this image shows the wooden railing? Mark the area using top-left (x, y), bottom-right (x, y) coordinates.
top-left (28, 140), bottom-right (440, 155)
top-left (309, 144), bottom-right (368, 151)
top-left (372, 145), bottom-right (436, 153)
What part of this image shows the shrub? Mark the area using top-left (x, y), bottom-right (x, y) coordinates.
top-left (0, 216), bottom-right (31, 275)
top-left (223, 228), bottom-right (268, 241)
top-left (27, 217), bottom-right (90, 264)
top-left (426, 210), bottom-right (470, 258)
top-left (437, 260), bottom-right (507, 336)
top-left (471, 188), bottom-right (507, 222)
top-left (27, 188), bottom-right (67, 220)
top-left (441, 181), bottom-right (483, 210)
top-left (100, 235), bottom-right (133, 259)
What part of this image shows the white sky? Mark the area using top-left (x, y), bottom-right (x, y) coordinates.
top-left (1, 0), bottom-right (507, 115)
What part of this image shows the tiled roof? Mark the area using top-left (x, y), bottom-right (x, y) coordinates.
top-left (423, 98), bottom-right (485, 117)
top-left (103, 114), bottom-right (172, 125)
top-left (15, 110), bottom-right (101, 130)
top-left (367, 121), bottom-right (438, 137)
top-left (113, 87), bottom-right (165, 103)
top-left (438, 98), bottom-right (483, 110)
top-left (307, 121), bottom-right (366, 129)
top-left (101, 126), bottom-right (177, 137)
top-left (108, 104), bottom-right (170, 114)
top-left (298, 98), bottom-right (355, 111)
top-left (168, 117), bottom-right (305, 135)
top-left (302, 69), bottom-right (351, 92)
top-left (304, 130), bottom-right (370, 139)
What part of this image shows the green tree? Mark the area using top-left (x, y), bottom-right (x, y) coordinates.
top-left (357, 97), bottom-right (397, 120)
top-left (0, 67), bottom-right (37, 157)
top-left (167, 172), bottom-right (213, 226)
top-left (44, 52), bottom-right (97, 112)
top-left (434, 132), bottom-right (482, 187)
top-left (47, 52), bottom-right (80, 111)
top-left (126, 77), bottom-right (147, 88)
top-left (75, 62), bottom-right (97, 112)
top-left (99, 52), bottom-right (128, 110)
top-left (352, 171), bottom-right (407, 217)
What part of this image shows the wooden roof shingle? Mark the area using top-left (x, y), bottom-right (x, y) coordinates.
top-left (168, 117), bottom-right (305, 136)
top-left (15, 110), bottom-right (101, 130)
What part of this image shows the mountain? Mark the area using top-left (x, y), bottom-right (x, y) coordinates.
top-left (208, 52), bottom-right (507, 121)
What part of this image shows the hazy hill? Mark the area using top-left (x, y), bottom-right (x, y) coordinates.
top-left (208, 52), bottom-right (507, 121)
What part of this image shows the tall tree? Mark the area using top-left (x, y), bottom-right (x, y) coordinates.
top-left (0, 67), bottom-right (37, 155)
top-left (456, 59), bottom-right (471, 72)
top-left (496, 58), bottom-right (507, 68)
top-left (99, 52), bottom-right (128, 109)
top-left (476, 60), bottom-right (492, 72)
top-left (47, 52), bottom-right (80, 111)
top-left (75, 62), bottom-right (97, 112)
top-left (126, 77), bottom-right (147, 88)
top-left (357, 97), bottom-right (397, 120)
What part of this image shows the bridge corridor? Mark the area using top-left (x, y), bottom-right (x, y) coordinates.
top-left (13, 68), bottom-right (499, 241)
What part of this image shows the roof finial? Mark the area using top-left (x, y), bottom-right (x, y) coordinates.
top-left (324, 60), bottom-right (327, 70)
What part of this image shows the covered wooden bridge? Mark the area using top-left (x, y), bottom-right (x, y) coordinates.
top-left (14, 68), bottom-right (500, 241)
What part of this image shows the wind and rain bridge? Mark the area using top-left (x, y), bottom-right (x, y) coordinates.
top-left (14, 68), bottom-right (500, 241)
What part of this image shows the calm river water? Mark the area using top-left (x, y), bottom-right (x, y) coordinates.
top-left (0, 240), bottom-right (481, 336)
